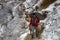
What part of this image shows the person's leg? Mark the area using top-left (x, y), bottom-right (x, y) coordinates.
top-left (36, 27), bottom-right (41, 39)
top-left (35, 27), bottom-right (39, 38)
top-left (31, 26), bottom-right (35, 38)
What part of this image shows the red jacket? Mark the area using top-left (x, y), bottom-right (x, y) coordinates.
top-left (29, 18), bottom-right (39, 27)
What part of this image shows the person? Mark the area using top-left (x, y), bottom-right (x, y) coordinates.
top-left (29, 13), bottom-right (40, 38)
top-left (53, 7), bottom-right (57, 15)
top-left (35, 6), bottom-right (39, 11)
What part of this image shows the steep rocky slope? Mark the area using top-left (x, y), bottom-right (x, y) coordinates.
top-left (0, 0), bottom-right (28, 40)
top-left (0, 0), bottom-right (60, 40)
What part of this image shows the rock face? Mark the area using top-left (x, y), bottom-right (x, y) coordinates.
top-left (23, 0), bottom-right (40, 12)
top-left (0, 1), bottom-right (28, 40)
top-left (23, 0), bottom-right (56, 12)
top-left (42, 1), bottom-right (60, 40)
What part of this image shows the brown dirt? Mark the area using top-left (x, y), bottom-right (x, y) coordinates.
top-left (24, 33), bottom-right (43, 40)
top-left (38, 0), bottom-right (56, 10)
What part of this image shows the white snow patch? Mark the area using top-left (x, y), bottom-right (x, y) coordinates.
top-left (20, 29), bottom-right (30, 40)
